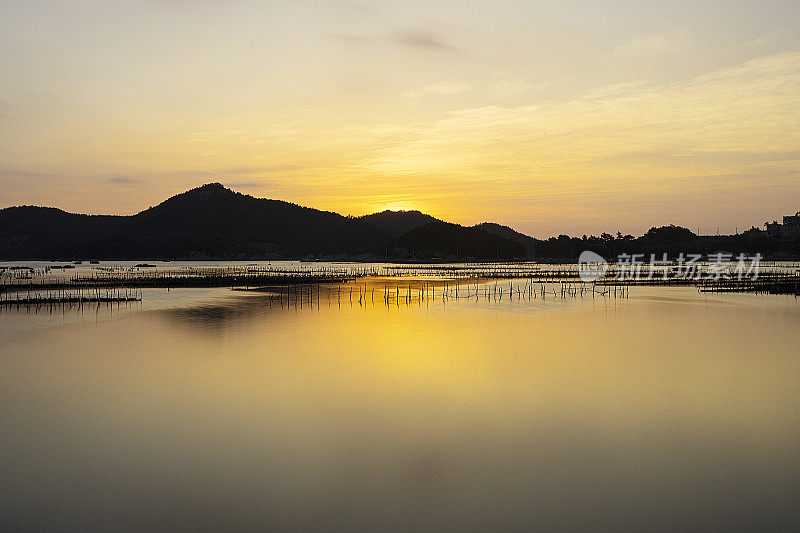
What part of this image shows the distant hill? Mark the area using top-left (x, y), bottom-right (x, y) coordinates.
top-left (473, 222), bottom-right (537, 257)
top-left (117, 183), bottom-right (389, 258)
top-left (7, 182), bottom-right (779, 261)
top-left (358, 210), bottom-right (439, 238)
top-left (0, 184), bottom-right (388, 259)
top-left (0, 183), bottom-right (527, 261)
top-left (0, 206), bottom-right (124, 260)
top-left (388, 221), bottom-right (525, 261)
top-left (360, 212), bottom-right (531, 259)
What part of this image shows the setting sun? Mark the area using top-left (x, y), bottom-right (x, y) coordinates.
top-left (373, 201), bottom-right (422, 214)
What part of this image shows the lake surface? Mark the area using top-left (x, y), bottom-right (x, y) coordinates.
top-left (1, 280), bottom-right (799, 530)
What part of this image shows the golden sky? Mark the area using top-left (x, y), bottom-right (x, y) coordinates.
top-left (1, 0), bottom-right (799, 237)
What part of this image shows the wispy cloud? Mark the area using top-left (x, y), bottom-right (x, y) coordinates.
top-left (106, 177), bottom-right (140, 184)
top-left (487, 72), bottom-right (543, 98)
top-left (224, 181), bottom-right (263, 188)
top-left (328, 32), bottom-right (373, 44)
top-left (169, 51), bottom-right (800, 230)
top-left (350, 51), bottom-right (800, 209)
top-left (580, 80), bottom-right (648, 100)
top-left (392, 29), bottom-right (455, 51)
top-left (612, 28), bottom-right (692, 57)
top-left (328, 28), bottom-right (458, 54)
top-left (215, 164), bottom-right (304, 174)
top-left (405, 82), bottom-right (470, 98)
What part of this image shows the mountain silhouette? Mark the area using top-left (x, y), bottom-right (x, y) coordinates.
top-left (118, 183), bottom-right (389, 258)
top-left (388, 221), bottom-right (525, 260)
top-left (473, 222), bottom-right (537, 257)
top-left (0, 207), bottom-right (124, 260)
top-left (358, 210), bottom-right (440, 238)
top-left (0, 183), bottom-right (525, 260)
top-left (6, 182), bottom-right (782, 261)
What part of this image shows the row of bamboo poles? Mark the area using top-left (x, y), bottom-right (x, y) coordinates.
top-left (2, 262), bottom-right (798, 300)
top-left (4, 265), bottom-right (794, 292)
top-left (0, 271), bottom-right (355, 293)
top-left (0, 287), bottom-right (142, 308)
top-left (237, 279), bottom-right (631, 309)
top-left (698, 273), bottom-right (800, 295)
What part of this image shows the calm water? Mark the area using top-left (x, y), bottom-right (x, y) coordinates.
top-left (1, 281), bottom-right (799, 530)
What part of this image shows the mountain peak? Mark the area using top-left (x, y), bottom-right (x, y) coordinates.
top-left (375, 209), bottom-right (424, 215)
top-left (136, 182), bottom-right (243, 217)
top-left (189, 182), bottom-right (232, 194)
top-left (358, 209), bottom-right (440, 238)
top-left (198, 182), bottom-right (226, 190)
top-left (172, 182), bottom-right (238, 201)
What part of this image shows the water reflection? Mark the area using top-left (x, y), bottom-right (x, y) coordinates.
top-left (163, 294), bottom-right (284, 333)
top-left (1, 286), bottom-right (799, 530)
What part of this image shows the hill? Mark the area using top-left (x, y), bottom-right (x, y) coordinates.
top-left (0, 184), bottom-right (390, 259)
top-left (118, 183), bottom-right (389, 258)
top-left (358, 210), bottom-right (439, 238)
top-left (0, 206), bottom-right (124, 259)
top-left (473, 222), bottom-right (537, 257)
top-left (4, 184), bottom-right (796, 260)
top-left (0, 183), bottom-right (527, 261)
top-left (388, 221), bottom-right (525, 261)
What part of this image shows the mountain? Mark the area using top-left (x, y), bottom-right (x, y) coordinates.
top-left (0, 183), bottom-right (528, 261)
top-left (473, 222), bottom-right (537, 257)
top-left (388, 221), bottom-right (525, 261)
top-left (360, 212), bottom-right (530, 259)
top-left (0, 184), bottom-right (389, 259)
top-left (6, 183), bottom-right (794, 261)
top-left (0, 206), bottom-right (124, 260)
top-left (358, 210), bottom-right (439, 238)
top-left (116, 183), bottom-right (389, 258)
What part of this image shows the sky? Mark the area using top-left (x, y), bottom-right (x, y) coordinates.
top-left (1, 0), bottom-right (799, 237)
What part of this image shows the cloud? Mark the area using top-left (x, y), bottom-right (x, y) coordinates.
top-left (224, 181), bottom-right (263, 188)
top-left (15, 50), bottom-right (792, 234)
top-left (328, 33), bottom-right (373, 44)
top-left (327, 1), bottom-right (379, 14)
top-left (328, 28), bottom-right (458, 54)
top-left (405, 82), bottom-right (470, 98)
top-left (612, 29), bottom-right (692, 58)
top-left (580, 80), bottom-right (648, 100)
top-left (215, 164), bottom-right (304, 174)
top-left (352, 51), bottom-right (800, 184)
top-left (106, 177), bottom-right (140, 184)
top-left (488, 72), bottom-right (544, 98)
top-left (392, 29), bottom-right (455, 51)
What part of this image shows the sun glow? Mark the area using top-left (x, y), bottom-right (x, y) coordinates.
top-left (374, 201), bottom-right (421, 213)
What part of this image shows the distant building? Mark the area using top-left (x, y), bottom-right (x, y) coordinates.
top-left (765, 211), bottom-right (800, 237)
top-left (743, 226), bottom-right (763, 237)
top-left (766, 221), bottom-right (782, 236)
top-left (782, 212), bottom-right (800, 236)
